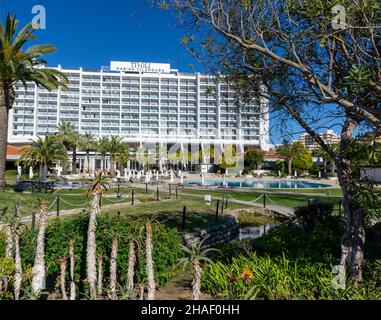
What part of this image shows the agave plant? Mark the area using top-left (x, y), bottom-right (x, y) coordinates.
top-left (0, 206), bottom-right (27, 300)
top-left (177, 238), bottom-right (219, 300)
top-left (85, 175), bottom-right (109, 299)
top-left (138, 216), bottom-right (161, 301)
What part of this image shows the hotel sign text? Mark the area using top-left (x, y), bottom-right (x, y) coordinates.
top-left (110, 61), bottom-right (171, 73)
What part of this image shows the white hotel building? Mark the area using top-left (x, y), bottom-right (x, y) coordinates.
top-left (9, 61), bottom-right (269, 168)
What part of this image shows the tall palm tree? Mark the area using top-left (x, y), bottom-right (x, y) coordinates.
top-left (108, 136), bottom-right (123, 178)
top-left (17, 135), bottom-right (67, 182)
top-left (56, 122), bottom-right (77, 174)
top-left (117, 145), bottom-right (130, 172)
top-left (177, 241), bottom-right (218, 300)
top-left (0, 13), bottom-right (68, 190)
top-left (85, 175), bottom-right (108, 299)
top-left (97, 136), bottom-right (110, 175)
top-left (31, 202), bottom-right (49, 296)
top-left (80, 132), bottom-right (97, 175)
top-left (70, 131), bottom-right (81, 174)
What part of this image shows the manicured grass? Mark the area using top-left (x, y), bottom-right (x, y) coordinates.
top-left (100, 194), bottom-right (249, 232)
top-left (180, 187), bottom-right (342, 209)
top-left (260, 188), bottom-right (343, 196)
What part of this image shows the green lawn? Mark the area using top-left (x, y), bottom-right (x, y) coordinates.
top-left (180, 187), bottom-right (342, 209)
top-left (0, 182), bottom-right (342, 220)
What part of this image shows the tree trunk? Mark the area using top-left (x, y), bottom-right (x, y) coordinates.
top-left (331, 161), bottom-right (336, 177)
top-left (31, 203), bottom-right (48, 295)
top-left (110, 157), bottom-right (115, 178)
top-left (13, 229), bottom-right (22, 300)
top-left (62, 143), bottom-right (69, 175)
top-left (97, 255), bottom-right (103, 299)
top-left (69, 241), bottom-right (76, 300)
top-left (337, 160), bottom-right (365, 284)
top-left (336, 118), bottom-right (365, 285)
top-left (86, 150), bottom-right (91, 175)
top-left (72, 147), bottom-right (77, 174)
top-left (87, 186), bottom-right (101, 299)
top-left (0, 85), bottom-right (14, 191)
top-left (5, 225), bottom-right (14, 258)
top-left (145, 223), bottom-right (156, 300)
top-left (288, 158), bottom-right (292, 176)
top-left (192, 260), bottom-right (202, 300)
top-left (139, 282), bottom-right (145, 300)
top-left (102, 155), bottom-right (106, 175)
top-left (60, 256), bottom-right (68, 300)
top-left (127, 239), bottom-right (136, 291)
top-left (109, 237), bottom-right (118, 300)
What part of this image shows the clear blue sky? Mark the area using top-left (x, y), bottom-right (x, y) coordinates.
top-left (0, 0), bottom-right (200, 72)
top-left (1, 0), bottom-right (340, 145)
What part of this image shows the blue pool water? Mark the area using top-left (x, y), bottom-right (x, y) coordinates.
top-left (185, 179), bottom-right (330, 189)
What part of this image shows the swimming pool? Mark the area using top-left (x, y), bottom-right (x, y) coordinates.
top-left (184, 179), bottom-right (331, 189)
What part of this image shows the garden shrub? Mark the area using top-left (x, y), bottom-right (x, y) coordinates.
top-left (294, 202), bottom-right (335, 231)
top-left (0, 213), bottom-right (183, 297)
top-left (201, 253), bottom-right (381, 300)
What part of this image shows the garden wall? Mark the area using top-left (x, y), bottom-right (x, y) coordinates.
top-left (182, 215), bottom-right (240, 248)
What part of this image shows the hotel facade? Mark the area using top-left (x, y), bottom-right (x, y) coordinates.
top-left (9, 61), bottom-right (269, 169)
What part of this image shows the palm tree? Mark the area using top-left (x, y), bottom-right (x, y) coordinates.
top-left (70, 131), bottom-right (81, 174)
top-left (80, 132), bottom-right (97, 175)
top-left (17, 135), bottom-right (67, 182)
top-left (56, 122), bottom-right (77, 174)
top-left (0, 13), bottom-right (68, 191)
top-left (108, 136), bottom-right (123, 178)
top-left (117, 145), bottom-right (130, 172)
top-left (276, 141), bottom-right (305, 176)
top-left (177, 240), bottom-right (218, 300)
top-left (85, 175), bottom-right (109, 299)
top-left (31, 202), bottom-right (49, 296)
top-left (97, 136), bottom-right (110, 175)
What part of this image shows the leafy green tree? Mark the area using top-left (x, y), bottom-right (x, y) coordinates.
top-left (313, 144), bottom-right (339, 176)
top-left (292, 147), bottom-right (313, 173)
top-left (17, 135), bottom-right (67, 182)
top-left (0, 13), bottom-right (67, 190)
top-left (244, 148), bottom-right (264, 172)
top-left (160, 0), bottom-right (381, 282)
top-left (276, 142), bottom-right (305, 176)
